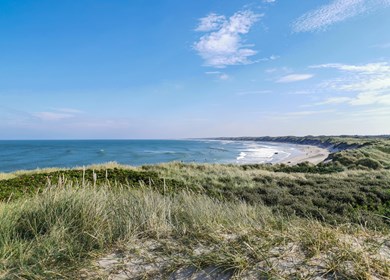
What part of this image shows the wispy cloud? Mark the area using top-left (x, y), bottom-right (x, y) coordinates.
top-left (195, 13), bottom-right (226, 32)
top-left (205, 71), bottom-right (230, 80)
top-left (194, 10), bottom-right (262, 68)
top-left (319, 92), bottom-right (390, 106)
top-left (33, 108), bottom-right (83, 121)
top-left (51, 108), bottom-right (84, 114)
top-left (351, 107), bottom-right (390, 117)
top-left (265, 66), bottom-right (291, 74)
top-left (349, 92), bottom-right (390, 105)
top-left (277, 74), bottom-right (314, 83)
top-left (313, 62), bottom-right (390, 106)
top-left (292, 0), bottom-right (390, 32)
top-left (259, 55), bottom-right (280, 62)
top-left (311, 62), bottom-right (390, 74)
top-left (316, 97), bottom-right (353, 105)
top-left (285, 110), bottom-right (334, 116)
top-left (219, 73), bottom-right (230, 80)
top-left (287, 90), bottom-right (314, 95)
top-left (34, 112), bottom-right (75, 121)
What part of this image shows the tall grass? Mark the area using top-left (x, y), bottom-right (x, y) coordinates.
top-left (1, 134), bottom-right (389, 278)
top-left (0, 182), bottom-right (273, 279)
top-left (0, 181), bottom-right (388, 279)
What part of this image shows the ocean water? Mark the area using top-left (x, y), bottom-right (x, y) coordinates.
top-left (0, 140), bottom-right (305, 173)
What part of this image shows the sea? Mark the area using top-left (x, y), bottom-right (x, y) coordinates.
top-left (0, 140), bottom-right (305, 173)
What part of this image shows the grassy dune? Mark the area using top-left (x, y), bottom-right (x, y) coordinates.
top-left (0, 136), bottom-right (389, 279)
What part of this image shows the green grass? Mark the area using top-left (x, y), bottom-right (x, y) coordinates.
top-left (0, 184), bottom-right (272, 279)
top-left (1, 163), bottom-right (389, 228)
top-left (1, 184), bottom-right (389, 279)
top-left (0, 167), bottom-right (187, 202)
top-left (0, 136), bottom-right (389, 279)
top-left (144, 162), bottom-right (390, 228)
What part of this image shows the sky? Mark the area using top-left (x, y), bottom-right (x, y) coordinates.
top-left (1, 0), bottom-right (390, 139)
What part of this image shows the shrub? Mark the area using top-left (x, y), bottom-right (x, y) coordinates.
top-left (356, 158), bottom-right (382, 170)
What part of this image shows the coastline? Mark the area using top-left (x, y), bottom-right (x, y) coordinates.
top-left (0, 140), bottom-right (333, 173)
top-left (276, 145), bottom-right (330, 165)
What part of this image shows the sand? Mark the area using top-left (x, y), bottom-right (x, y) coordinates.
top-left (278, 145), bottom-right (330, 165)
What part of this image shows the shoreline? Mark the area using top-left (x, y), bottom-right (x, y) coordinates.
top-left (0, 143), bottom-right (332, 174)
top-left (0, 140), bottom-right (334, 173)
top-left (276, 145), bottom-right (330, 165)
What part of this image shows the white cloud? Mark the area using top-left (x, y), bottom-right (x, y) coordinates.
top-left (265, 68), bottom-right (277, 73)
top-left (258, 55), bottom-right (280, 62)
top-left (195, 13), bottom-right (226, 32)
top-left (205, 71), bottom-right (230, 80)
top-left (194, 10), bottom-right (262, 68)
top-left (316, 97), bottom-right (353, 105)
top-left (34, 112), bottom-right (75, 121)
top-left (340, 77), bottom-right (390, 92)
top-left (349, 91), bottom-right (390, 105)
top-left (311, 62), bottom-right (390, 74)
top-left (265, 66), bottom-right (291, 74)
top-left (33, 108), bottom-right (83, 121)
top-left (292, 0), bottom-right (390, 32)
top-left (51, 108), bottom-right (84, 114)
top-left (263, 0), bottom-right (276, 3)
top-left (219, 73), bottom-right (230, 80)
top-left (285, 110), bottom-right (334, 116)
top-left (205, 71), bottom-right (221, 75)
top-left (277, 74), bottom-right (314, 83)
top-left (287, 90), bottom-right (313, 95)
top-left (313, 62), bottom-right (390, 106)
top-left (352, 107), bottom-right (390, 116)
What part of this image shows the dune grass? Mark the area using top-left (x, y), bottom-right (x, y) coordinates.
top-left (0, 182), bottom-right (388, 279)
top-left (144, 162), bottom-right (390, 228)
top-left (0, 136), bottom-right (389, 279)
top-left (0, 182), bottom-right (271, 279)
top-left (1, 162), bottom-right (389, 228)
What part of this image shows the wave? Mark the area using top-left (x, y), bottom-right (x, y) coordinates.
top-left (143, 150), bottom-right (180, 155)
top-left (209, 147), bottom-right (227, 152)
top-left (236, 143), bottom-right (292, 163)
top-left (236, 152), bottom-right (247, 161)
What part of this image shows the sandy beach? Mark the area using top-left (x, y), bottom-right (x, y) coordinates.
top-left (278, 145), bottom-right (330, 165)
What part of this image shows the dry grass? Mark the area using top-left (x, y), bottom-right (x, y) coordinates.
top-left (0, 178), bottom-right (388, 279)
top-left (0, 146), bottom-right (389, 279)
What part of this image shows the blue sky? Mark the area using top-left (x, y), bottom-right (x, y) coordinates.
top-left (1, 0), bottom-right (390, 139)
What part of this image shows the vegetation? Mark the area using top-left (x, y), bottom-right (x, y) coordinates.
top-left (0, 136), bottom-right (389, 279)
top-left (218, 135), bottom-right (390, 169)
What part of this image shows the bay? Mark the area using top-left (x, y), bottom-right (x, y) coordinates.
top-left (0, 140), bottom-right (304, 172)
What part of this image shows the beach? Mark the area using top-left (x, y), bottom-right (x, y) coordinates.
top-left (277, 145), bottom-right (330, 165)
top-left (233, 141), bottom-right (330, 165)
top-left (0, 140), bottom-right (330, 172)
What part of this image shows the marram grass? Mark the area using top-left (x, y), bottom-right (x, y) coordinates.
top-left (0, 181), bottom-right (389, 279)
top-left (0, 136), bottom-right (389, 279)
top-left (0, 182), bottom-right (272, 279)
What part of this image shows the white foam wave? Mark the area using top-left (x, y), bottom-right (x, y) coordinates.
top-left (237, 152), bottom-right (247, 160)
top-left (236, 143), bottom-right (291, 163)
top-left (245, 148), bottom-right (279, 158)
